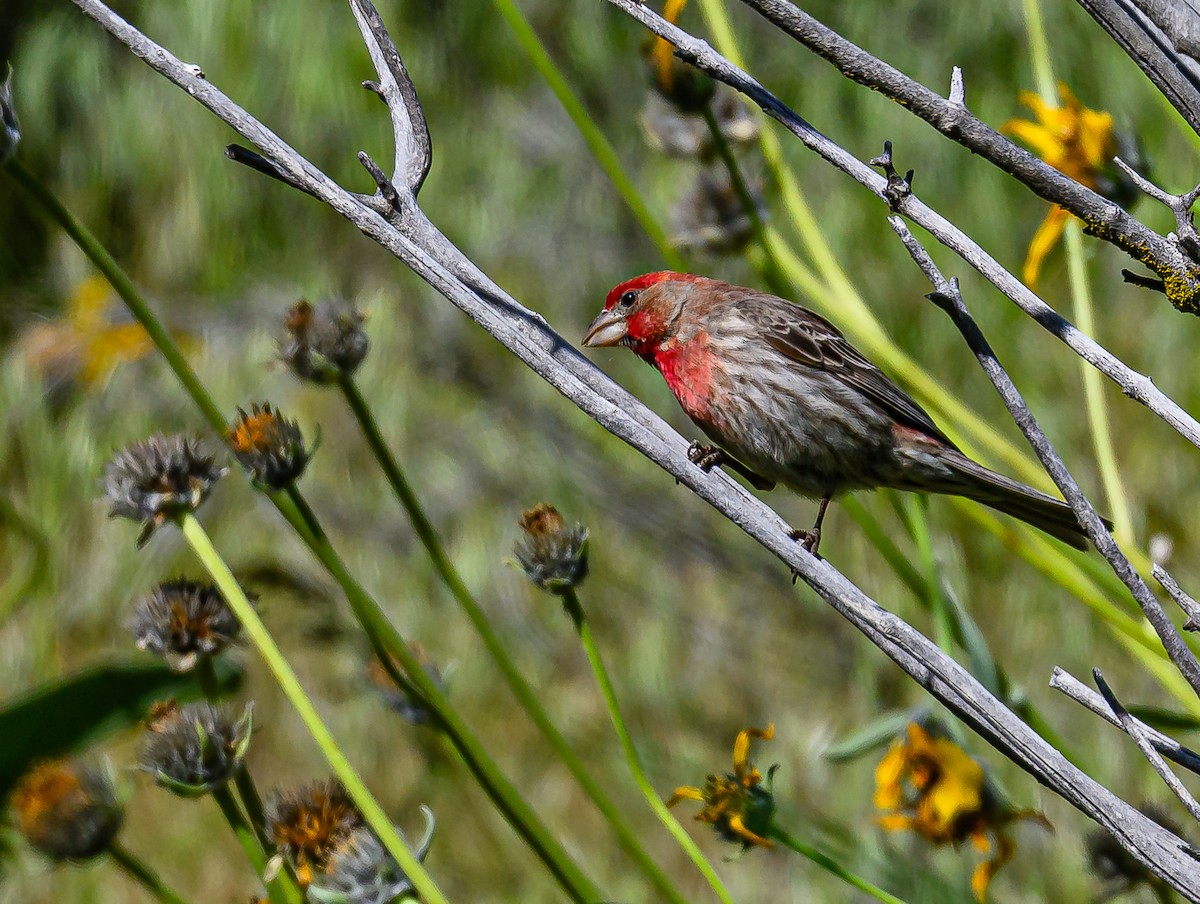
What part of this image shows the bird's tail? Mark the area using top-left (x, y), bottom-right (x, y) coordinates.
top-left (930, 450), bottom-right (1110, 551)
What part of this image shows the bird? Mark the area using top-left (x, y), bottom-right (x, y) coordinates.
top-left (582, 271), bottom-right (1105, 554)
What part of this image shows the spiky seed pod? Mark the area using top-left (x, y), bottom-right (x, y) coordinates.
top-left (102, 434), bottom-right (226, 545)
top-left (227, 403), bottom-right (312, 489)
top-left (266, 779), bottom-right (364, 885)
top-left (307, 809), bottom-right (435, 904)
top-left (513, 504), bottom-right (589, 595)
top-left (279, 301), bottom-right (368, 384)
top-left (130, 579), bottom-right (241, 671)
top-left (10, 758), bottom-right (123, 861)
top-left (139, 700), bottom-right (253, 797)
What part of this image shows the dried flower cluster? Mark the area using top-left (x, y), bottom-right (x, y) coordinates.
top-left (307, 809), bottom-right (435, 904)
top-left (266, 779), bottom-right (366, 886)
top-left (10, 758), bottom-right (124, 862)
top-left (228, 402), bottom-right (312, 489)
top-left (138, 700), bottom-right (253, 797)
top-left (130, 579), bottom-right (241, 671)
top-left (102, 434), bottom-right (226, 545)
top-left (279, 300), bottom-right (369, 384)
top-left (513, 504), bottom-right (589, 595)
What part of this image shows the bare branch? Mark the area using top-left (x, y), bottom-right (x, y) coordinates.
top-left (66, 0), bottom-right (1200, 895)
top-left (1050, 666), bottom-right (1200, 777)
top-left (348, 0), bottom-right (431, 195)
top-left (1154, 564), bottom-right (1200, 632)
top-left (888, 214), bottom-right (1200, 703)
top-left (1093, 668), bottom-right (1200, 825)
top-left (599, 0), bottom-right (1200, 462)
top-left (735, 0), bottom-right (1200, 307)
top-left (1115, 156), bottom-right (1200, 262)
top-left (1073, 0), bottom-right (1200, 138)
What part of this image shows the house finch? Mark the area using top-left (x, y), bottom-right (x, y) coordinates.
top-left (582, 271), bottom-right (1105, 553)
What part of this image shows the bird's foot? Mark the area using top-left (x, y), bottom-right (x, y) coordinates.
top-left (787, 527), bottom-right (822, 581)
top-left (687, 442), bottom-right (725, 472)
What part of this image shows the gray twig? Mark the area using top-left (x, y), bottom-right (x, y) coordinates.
top-left (733, 0), bottom-right (1200, 312)
top-left (887, 214), bottom-right (1200, 705)
top-left (66, 0), bottom-right (1200, 895)
top-left (348, 0), bottom-right (431, 195)
top-left (1093, 668), bottom-right (1200, 825)
top-left (1050, 666), bottom-right (1200, 776)
top-left (1073, 0), bottom-right (1200, 138)
top-left (1154, 564), bottom-right (1200, 632)
top-left (1114, 157), bottom-right (1200, 263)
top-left (599, 0), bottom-right (1200, 459)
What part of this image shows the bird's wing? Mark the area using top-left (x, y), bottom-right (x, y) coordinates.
top-left (750, 294), bottom-right (958, 449)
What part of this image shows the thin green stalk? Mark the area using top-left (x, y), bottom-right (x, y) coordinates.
top-left (491, 0), bottom-right (684, 269)
top-left (108, 842), bottom-right (191, 904)
top-left (337, 375), bottom-right (681, 902)
top-left (211, 783), bottom-right (294, 904)
top-left (178, 513), bottom-right (451, 904)
top-left (899, 497), bottom-right (955, 655)
top-left (767, 825), bottom-right (906, 904)
top-left (562, 590), bottom-right (734, 904)
top-left (6, 159), bottom-right (601, 899)
top-left (3, 158), bottom-right (224, 432)
top-left (280, 488), bottom-right (603, 904)
top-left (1020, 0), bottom-right (1058, 104)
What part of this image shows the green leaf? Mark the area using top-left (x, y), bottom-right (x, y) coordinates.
top-left (823, 709), bottom-right (923, 763)
top-left (1126, 704), bottom-right (1200, 734)
top-left (0, 659), bottom-right (243, 801)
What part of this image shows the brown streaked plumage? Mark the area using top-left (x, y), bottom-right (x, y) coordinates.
top-left (583, 272), bottom-right (1108, 552)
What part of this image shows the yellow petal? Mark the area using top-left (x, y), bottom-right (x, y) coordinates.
top-left (1023, 206), bottom-right (1071, 288)
top-left (666, 785), bottom-right (705, 807)
top-left (81, 324), bottom-right (154, 385)
top-left (876, 813), bottom-right (918, 833)
top-left (654, 0), bottom-right (689, 90)
top-left (1003, 119), bottom-right (1067, 167)
top-left (873, 740), bottom-right (909, 810)
top-left (67, 275), bottom-right (114, 333)
top-left (970, 831), bottom-right (1015, 901)
top-left (733, 724), bottom-right (774, 779)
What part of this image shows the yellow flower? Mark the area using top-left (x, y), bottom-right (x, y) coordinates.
top-left (874, 722), bottom-right (1050, 901)
top-left (18, 275), bottom-right (157, 390)
top-left (1003, 83), bottom-right (1121, 287)
top-left (668, 724), bottom-right (777, 849)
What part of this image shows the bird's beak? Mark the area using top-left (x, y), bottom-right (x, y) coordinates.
top-left (581, 309), bottom-right (629, 348)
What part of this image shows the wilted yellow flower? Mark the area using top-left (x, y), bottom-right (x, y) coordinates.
top-left (1004, 84), bottom-right (1126, 287)
top-left (668, 724), bottom-right (777, 849)
top-left (18, 275), bottom-right (155, 390)
top-left (874, 722), bottom-right (1050, 901)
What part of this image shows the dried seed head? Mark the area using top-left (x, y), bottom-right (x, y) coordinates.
top-left (307, 809), bottom-right (435, 904)
top-left (10, 758), bottom-right (123, 861)
top-left (279, 301), bottom-right (368, 384)
top-left (0, 65), bottom-right (19, 165)
top-left (228, 403), bottom-right (312, 490)
top-left (367, 644), bottom-right (446, 727)
top-left (671, 166), bottom-right (764, 255)
top-left (640, 89), bottom-right (758, 159)
top-left (130, 579), bottom-right (241, 671)
top-left (102, 434), bottom-right (226, 545)
top-left (139, 700), bottom-right (253, 797)
top-left (266, 779), bottom-right (365, 884)
top-left (513, 504), bottom-right (589, 595)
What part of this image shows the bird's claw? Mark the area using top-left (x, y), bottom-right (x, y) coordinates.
top-left (787, 528), bottom-right (822, 579)
top-left (687, 442), bottom-right (725, 472)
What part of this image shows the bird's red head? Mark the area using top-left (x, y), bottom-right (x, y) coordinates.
top-left (584, 271), bottom-right (705, 353)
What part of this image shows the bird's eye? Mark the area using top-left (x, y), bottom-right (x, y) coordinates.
top-left (618, 290), bottom-right (637, 308)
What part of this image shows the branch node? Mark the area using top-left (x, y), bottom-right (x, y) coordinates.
top-left (357, 150), bottom-right (401, 211)
top-left (1153, 564), bottom-right (1200, 632)
top-left (1115, 156), bottom-right (1200, 263)
top-left (1121, 268), bottom-right (1167, 294)
top-left (870, 140), bottom-right (913, 208)
top-left (362, 79), bottom-right (386, 102)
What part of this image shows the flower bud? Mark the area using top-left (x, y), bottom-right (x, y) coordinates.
top-left (139, 700), bottom-right (253, 797)
top-left (279, 301), bottom-right (368, 384)
top-left (266, 779), bottom-right (364, 886)
top-left (130, 579), bottom-right (241, 671)
top-left (307, 809), bottom-right (435, 904)
top-left (103, 434), bottom-right (226, 546)
top-left (10, 758), bottom-right (123, 861)
top-left (513, 504), bottom-right (589, 595)
top-left (228, 403), bottom-right (312, 490)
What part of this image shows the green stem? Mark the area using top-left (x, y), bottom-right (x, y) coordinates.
top-left (767, 825), bottom-right (906, 904)
top-left (1065, 223), bottom-right (1135, 544)
top-left (562, 590), bottom-right (734, 904)
top-left (108, 842), bottom-right (192, 904)
top-left (179, 513), bottom-right (451, 904)
top-left (899, 497), bottom-right (955, 656)
top-left (2, 158), bottom-right (224, 433)
top-left (491, 0), bottom-right (684, 269)
top-left (336, 373), bottom-right (680, 899)
top-left (280, 488), bottom-right (603, 904)
top-left (1020, 0), bottom-right (1058, 104)
top-left (211, 783), bottom-right (298, 904)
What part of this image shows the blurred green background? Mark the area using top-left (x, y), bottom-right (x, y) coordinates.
top-left (3, 0), bottom-right (1200, 901)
